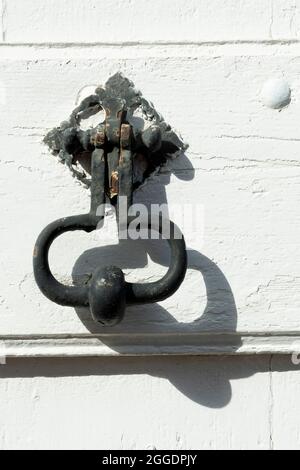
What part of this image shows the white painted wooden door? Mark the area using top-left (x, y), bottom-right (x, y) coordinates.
top-left (0, 0), bottom-right (300, 450)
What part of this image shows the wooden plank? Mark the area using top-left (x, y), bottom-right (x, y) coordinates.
top-left (0, 355), bottom-right (271, 449)
top-left (0, 48), bottom-right (299, 345)
top-left (1, 0), bottom-right (275, 43)
top-left (1, 333), bottom-right (300, 357)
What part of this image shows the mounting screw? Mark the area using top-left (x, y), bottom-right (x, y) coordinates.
top-left (261, 78), bottom-right (291, 109)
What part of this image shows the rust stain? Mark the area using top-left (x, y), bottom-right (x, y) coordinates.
top-left (120, 124), bottom-right (131, 162)
top-left (110, 171), bottom-right (119, 198)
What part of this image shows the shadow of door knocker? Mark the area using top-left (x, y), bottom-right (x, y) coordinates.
top-left (33, 73), bottom-right (188, 326)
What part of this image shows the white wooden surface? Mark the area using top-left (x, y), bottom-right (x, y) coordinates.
top-left (0, 0), bottom-right (300, 450)
top-left (0, 356), bottom-right (273, 450)
top-left (2, 0), bottom-right (300, 43)
top-left (0, 355), bottom-right (299, 450)
top-left (0, 42), bottom-right (300, 354)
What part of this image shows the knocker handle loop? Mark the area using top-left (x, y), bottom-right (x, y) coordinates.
top-left (33, 214), bottom-right (187, 326)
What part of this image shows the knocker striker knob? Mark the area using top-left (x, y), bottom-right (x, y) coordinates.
top-left (88, 266), bottom-right (126, 326)
top-left (33, 73), bottom-right (188, 326)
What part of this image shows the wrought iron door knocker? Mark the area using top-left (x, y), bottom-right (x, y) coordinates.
top-left (33, 73), bottom-right (187, 326)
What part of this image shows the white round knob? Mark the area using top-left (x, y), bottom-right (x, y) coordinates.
top-left (261, 78), bottom-right (291, 109)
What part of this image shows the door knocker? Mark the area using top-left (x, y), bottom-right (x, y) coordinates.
top-left (33, 73), bottom-right (187, 326)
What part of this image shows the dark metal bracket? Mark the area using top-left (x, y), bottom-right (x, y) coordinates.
top-left (33, 73), bottom-right (187, 326)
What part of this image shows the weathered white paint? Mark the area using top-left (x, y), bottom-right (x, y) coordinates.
top-left (1, 47), bottom-right (300, 341)
top-left (0, 356), bottom-right (273, 450)
top-left (0, 0), bottom-right (300, 450)
top-left (0, 0), bottom-right (280, 43)
top-left (1, 333), bottom-right (300, 357)
top-left (3, 0), bottom-right (300, 44)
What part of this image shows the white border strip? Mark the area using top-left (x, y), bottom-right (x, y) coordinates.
top-left (0, 333), bottom-right (300, 357)
top-left (1, 42), bottom-right (300, 59)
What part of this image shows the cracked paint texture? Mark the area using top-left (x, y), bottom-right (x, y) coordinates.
top-left (0, 0), bottom-right (300, 450)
